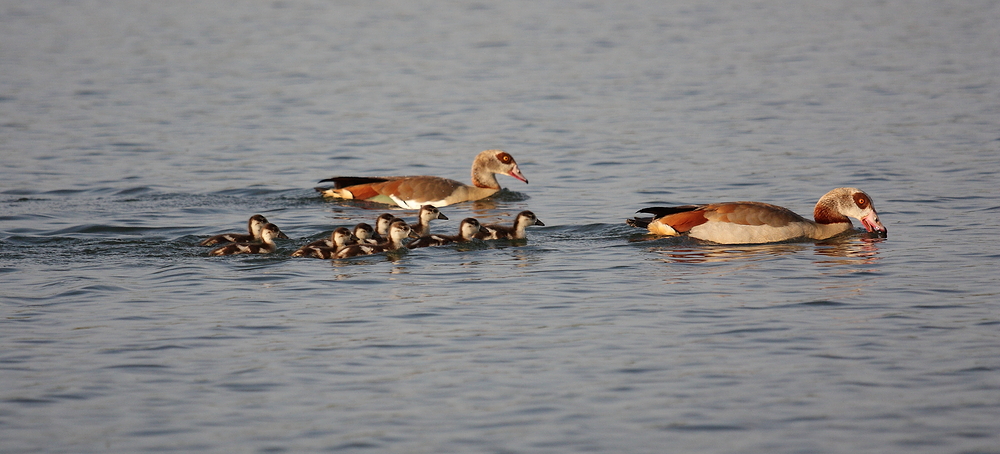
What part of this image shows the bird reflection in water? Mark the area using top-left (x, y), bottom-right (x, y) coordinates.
top-left (814, 236), bottom-right (885, 266)
top-left (640, 234), bottom-right (884, 266)
top-left (650, 243), bottom-right (806, 264)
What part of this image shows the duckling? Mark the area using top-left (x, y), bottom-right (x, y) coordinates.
top-left (200, 214), bottom-right (284, 246)
top-left (408, 218), bottom-right (481, 249)
top-left (353, 222), bottom-right (376, 244)
top-left (412, 204), bottom-right (449, 237)
top-left (334, 219), bottom-right (412, 258)
top-left (369, 213), bottom-right (397, 242)
top-left (300, 227), bottom-right (357, 250)
top-left (208, 223), bottom-right (284, 256)
top-left (475, 210), bottom-right (545, 240)
top-left (291, 227), bottom-right (357, 258)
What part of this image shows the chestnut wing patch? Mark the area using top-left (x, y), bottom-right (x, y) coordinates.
top-left (658, 209), bottom-right (709, 233)
top-left (341, 183), bottom-right (383, 201)
top-left (635, 205), bottom-right (706, 233)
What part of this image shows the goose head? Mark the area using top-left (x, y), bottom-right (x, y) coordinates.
top-left (815, 188), bottom-right (887, 236)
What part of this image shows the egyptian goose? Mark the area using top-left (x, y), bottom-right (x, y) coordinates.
top-left (315, 149), bottom-right (528, 209)
top-left (200, 214), bottom-right (286, 246)
top-left (626, 187), bottom-right (887, 244)
top-left (408, 218), bottom-right (481, 249)
top-left (334, 219), bottom-right (412, 258)
top-left (353, 223), bottom-right (376, 243)
top-left (208, 223), bottom-right (285, 256)
top-left (366, 213), bottom-right (397, 243)
top-left (413, 205), bottom-right (449, 237)
top-left (475, 210), bottom-right (545, 240)
top-left (291, 227), bottom-right (357, 258)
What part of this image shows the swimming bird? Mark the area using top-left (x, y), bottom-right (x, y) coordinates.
top-left (475, 210), bottom-right (544, 240)
top-left (199, 214), bottom-right (285, 246)
top-left (315, 150), bottom-right (528, 208)
top-left (412, 205), bottom-right (449, 237)
top-left (626, 187), bottom-right (887, 244)
top-left (352, 222), bottom-right (376, 244)
top-left (408, 218), bottom-right (482, 249)
top-left (365, 213), bottom-right (397, 243)
top-left (208, 223), bottom-right (285, 256)
top-left (334, 219), bottom-right (412, 258)
top-left (291, 227), bottom-right (357, 258)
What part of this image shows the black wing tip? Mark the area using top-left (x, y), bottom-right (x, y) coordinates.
top-left (635, 205), bottom-right (700, 217)
top-left (629, 205), bottom-right (703, 228)
top-left (626, 218), bottom-right (651, 229)
top-left (316, 176), bottom-right (391, 188)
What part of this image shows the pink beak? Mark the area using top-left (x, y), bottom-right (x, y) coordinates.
top-left (861, 212), bottom-right (887, 235)
top-left (508, 164), bottom-right (528, 184)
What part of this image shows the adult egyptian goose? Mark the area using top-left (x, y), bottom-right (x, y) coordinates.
top-left (315, 150), bottom-right (528, 209)
top-left (334, 219), bottom-right (412, 258)
top-left (475, 210), bottom-right (545, 240)
top-left (199, 214), bottom-right (284, 246)
top-left (626, 187), bottom-right (887, 244)
top-left (291, 227), bottom-right (357, 258)
top-left (208, 223), bottom-right (285, 256)
top-left (408, 218), bottom-right (481, 249)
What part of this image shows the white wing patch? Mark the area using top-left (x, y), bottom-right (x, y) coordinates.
top-left (388, 194), bottom-right (449, 209)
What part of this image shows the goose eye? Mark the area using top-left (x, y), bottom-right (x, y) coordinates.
top-left (497, 153), bottom-right (512, 164)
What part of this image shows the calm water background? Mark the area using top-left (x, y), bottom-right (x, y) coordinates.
top-left (2, 1), bottom-right (999, 453)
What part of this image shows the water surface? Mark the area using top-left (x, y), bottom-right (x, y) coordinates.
top-left (2, 1), bottom-right (999, 453)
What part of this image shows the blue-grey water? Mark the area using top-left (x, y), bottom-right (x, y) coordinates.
top-left (2, 1), bottom-right (999, 453)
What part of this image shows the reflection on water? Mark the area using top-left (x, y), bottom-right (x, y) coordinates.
top-left (641, 235), bottom-right (887, 303)
top-left (469, 199), bottom-right (501, 213)
top-left (506, 248), bottom-right (541, 268)
top-left (4, 0), bottom-right (997, 452)
top-left (641, 234), bottom-right (884, 267)
top-left (650, 243), bottom-right (807, 264)
top-left (814, 237), bottom-right (885, 266)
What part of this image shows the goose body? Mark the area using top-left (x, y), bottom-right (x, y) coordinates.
top-left (333, 220), bottom-right (411, 258)
top-left (208, 223), bottom-right (285, 256)
top-left (200, 214), bottom-right (279, 246)
top-left (408, 218), bottom-right (481, 249)
top-left (291, 227), bottom-right (357, 258)
top-left (475, 210), bottom-right (544, 240)
top-left (316, 150), bottom-right (528, 209)
top-left (626, 188), bottom-right (887, 244)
